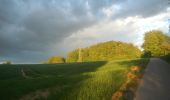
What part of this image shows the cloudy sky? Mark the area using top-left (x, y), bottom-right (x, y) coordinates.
top-left (0, 0), bottom-right (170, 63)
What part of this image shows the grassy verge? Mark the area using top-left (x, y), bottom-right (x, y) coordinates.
top-left (162, 54), bottom-right (170, 63)
top-left (112, 58), bottom-right (149, 100)
top-left (0, 59), bottom-right (149, 100)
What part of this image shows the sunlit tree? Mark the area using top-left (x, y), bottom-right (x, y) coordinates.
top-left (47, 56), bottom-right (65, 64)
top-left (67, 41), bottom-right (142, 62)
top-left (142, 30), bottom-right (170, 57)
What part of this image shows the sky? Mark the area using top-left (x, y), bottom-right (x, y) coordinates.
top-left (0, 0), bottom-right (170, 63)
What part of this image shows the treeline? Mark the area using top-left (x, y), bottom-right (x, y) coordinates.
top-left (66, 41), bottom-right (141, 62)
top-left (45, 41), bottom-right (142, 64)
top-left (45, 41), bottom-right (142, 63)
top-left (43, 56), bottom-right (65, 64)
top-left (45, 30), bottom-right (170, 64)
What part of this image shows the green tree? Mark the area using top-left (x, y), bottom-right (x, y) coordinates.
top-left (142, 30), bottom-right (170, 57)
top-left (3, 61), bottom-right (12, 64)
top-left (48, 56), bottom-right (65, 64)
top-left (66, 49), bottom-right (79, 62)
top-left (66, 41), bottom-right (142, 62)
top-left (160, 41), bottom-right (170, 54)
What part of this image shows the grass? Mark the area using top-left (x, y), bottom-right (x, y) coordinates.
top-left (162, 55), bottom-right (170, 63)
top-left (0, 58), bottom-right (149, 100)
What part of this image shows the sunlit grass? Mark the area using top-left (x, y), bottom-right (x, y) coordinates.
top-left (0, 59), bottom-right (149, 100)
top-left (64, 62), bottom-right (127, 100)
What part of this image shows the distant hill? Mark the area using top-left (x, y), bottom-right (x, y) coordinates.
top-left (66, 41), bottom-right (142, 62)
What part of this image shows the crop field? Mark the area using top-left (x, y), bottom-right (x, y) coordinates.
top-left (0, 59), bottom-right (149, 100)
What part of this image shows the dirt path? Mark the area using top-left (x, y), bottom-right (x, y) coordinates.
top-left (21, 68), bottom-right (30, 79)
top-left (134, 58), bottom-right (170, 100)
top-left (20, 89), bottom-right (49, 100)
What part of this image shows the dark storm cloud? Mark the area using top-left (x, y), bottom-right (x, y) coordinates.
top-left (0, 0), bottom-right (115, 63)
top-left (0, 0), bottom-right (169, 63)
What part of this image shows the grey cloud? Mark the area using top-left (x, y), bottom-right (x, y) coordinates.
top-left (112, 0), bottom-right (169, 18)
top-left (0, 0), bottom-right (115, 63)
top-left (0, 0), bottom-right (169, 63)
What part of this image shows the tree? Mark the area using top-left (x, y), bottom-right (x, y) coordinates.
top-left (47, 56), bottom-right (65, 64)
top-left (160, 41), bottom-right (170, 55)
top-left (142, 30), bottom-right (170, 57)
top-left (66, 49), bottom-right (79, 62)
top-left (66, 41), bottom-right (142, 62)
top-left (3, 61), bottom-right (12, 64)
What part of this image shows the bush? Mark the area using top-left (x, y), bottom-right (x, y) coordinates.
top-left (47, 56), bottom-right (65, 64)
top-left (3, 61), bottom-right (12, 64)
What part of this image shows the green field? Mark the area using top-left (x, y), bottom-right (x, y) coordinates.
top-left (0, 59), bottom-right (149, 100)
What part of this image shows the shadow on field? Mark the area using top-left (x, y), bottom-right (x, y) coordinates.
top-left (20, 61), bottom-right (108, 77)
top-left (36, 61), bottom-right (108, 99)
top-left (0, 61), bottom-right (108, 100)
